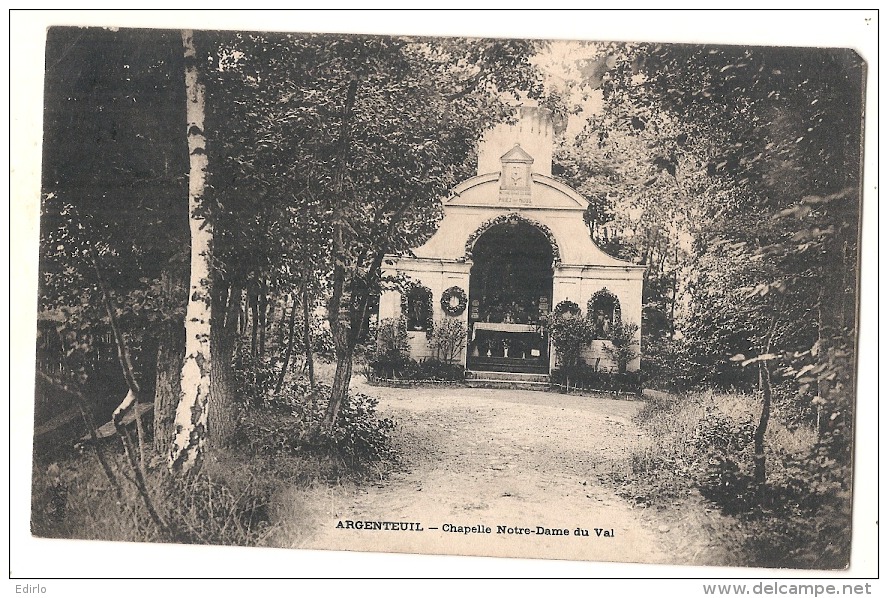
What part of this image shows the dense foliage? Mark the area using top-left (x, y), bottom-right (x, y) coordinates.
top-left (367, 317), bottom-right (464, 382)
top-left (548, 312), bottom-right (594, 368)
top-left (367, 358), bottom-right (465, 384)
top-left (427, 318), bottom-right (468, 364)
top-left (551, 366), bottom-right (642, 394)
top-left (198, 32), bottom-right (545, 425)
top-left (603, 320), bottom-right (640, 374)
top-left (237, 378), bottom-right (396, 470)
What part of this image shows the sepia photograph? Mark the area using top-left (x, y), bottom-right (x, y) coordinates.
top-left (10, 10), bottom-right (878, 583)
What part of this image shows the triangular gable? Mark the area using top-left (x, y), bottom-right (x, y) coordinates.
top-left (500, 144), bottom-right (534, 163)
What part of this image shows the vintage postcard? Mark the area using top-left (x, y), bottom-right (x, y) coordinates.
top-left (11, 10), bottom-right (878, 582)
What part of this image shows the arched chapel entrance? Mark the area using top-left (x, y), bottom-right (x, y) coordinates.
top-left (379, 108), bottom-right (645, 374)
top-left (467, 220), bottom-right (554, 373)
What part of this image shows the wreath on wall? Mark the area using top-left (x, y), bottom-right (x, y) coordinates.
top-left (440, 286), bottom-right (468, 316)
top-left (553, 299), bottom-right (581, 317)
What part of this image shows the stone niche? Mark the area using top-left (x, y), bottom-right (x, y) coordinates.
top-left (498, 144), bottom-right (534, 205)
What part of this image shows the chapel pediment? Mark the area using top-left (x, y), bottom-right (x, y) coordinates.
top-left (445, 172), bottom-right (589, 211)
top-left (500, 144), bottom-right (534, 164)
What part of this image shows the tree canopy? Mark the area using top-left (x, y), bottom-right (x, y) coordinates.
top-left (193, 31), bottom-right (546, 423)
top-left (36, 28), bottom-right (864, 478)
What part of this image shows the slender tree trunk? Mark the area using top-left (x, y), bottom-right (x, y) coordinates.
top-left (264, 293), bottom-right (274, 357)
top-left (353, 264), bottom-right (379, 342)
top-left (239, 294), bottom-right (248, 335)
top-left (275, 295), bottom-right (298, 396)
top-left (170, 28), bottom-right (212, 475)
top-left (753, 318), bottom-right (778, 506)
top-left (326, 251), bottom-right (381, 425)
top-left (153, 261), bottom-right (186, 454)
top-left (326, 273), bottom-right (353, 425)
top-left (275, 298), bottom-right (289, 358)
top-left (327, 350), bottom-right (354, 425)
top-left (303, 282), bottom-right (315, 389)
top-left (325, 74), bottom-right (359, 426)
top-left (258, 281), bottom-right (268, 358)
top-left (114, 408), bottom-right (168, 532)
top-left (265, 299), bottom-right (274, 351)
top-left (250, 295), bottom-right (259, 358)
top-left (89, 249), bottom-right (141, 396)
top-left (670, 248), bottom-right (679, 337)
top-left (89, 247), bottom-right (148, 474)
top-left (754, 360), bottom-right (772, 506)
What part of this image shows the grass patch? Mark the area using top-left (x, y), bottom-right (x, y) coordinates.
top-left (32, 449), bottom-right (283, 546)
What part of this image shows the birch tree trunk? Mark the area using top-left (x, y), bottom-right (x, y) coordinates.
top-left (170, 29), bottom-right (212, 474)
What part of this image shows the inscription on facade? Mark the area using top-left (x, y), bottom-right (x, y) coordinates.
top-left (498, 188), bottom-right (532, 204)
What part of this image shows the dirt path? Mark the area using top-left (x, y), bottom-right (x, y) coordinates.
top-left (295, 382), bottom-right (674, 564)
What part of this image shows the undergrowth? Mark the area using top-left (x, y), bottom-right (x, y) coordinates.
top-left (236, 379), bottom-right (396, 478)
top-left (32, 375), bottom-right (398, 548)
top-left (32, 449), bottom-right (283, 546)
top-left (612, 389), bottom-right (850, 569)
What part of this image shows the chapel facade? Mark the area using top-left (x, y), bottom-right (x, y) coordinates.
top-left (378, 107), bottom-right (645, 374)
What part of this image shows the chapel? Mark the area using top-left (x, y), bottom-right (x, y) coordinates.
top-left (378, 106), bottom-right (645, 375)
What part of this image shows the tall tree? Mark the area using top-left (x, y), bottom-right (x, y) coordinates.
top-left (169, 29), bottom-right (213, 474)
top-left (202, 33), bottom-right (544, 426)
